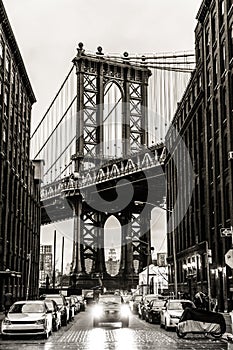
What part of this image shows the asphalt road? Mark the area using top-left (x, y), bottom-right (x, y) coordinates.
top-left (0, 305), bottom-right (232, 350)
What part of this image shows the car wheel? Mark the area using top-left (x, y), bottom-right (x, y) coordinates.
top-left (122, 319), bottom-right (129, 328)
top-left (211, 332), bottom-right (223, 339)
top-left (43, 330), bottom-right (49, 339)
top-left (93, 319), bottom-right (99, 327)
top-left (62, 317), bottom-right (67, 326)
top-left (176, 328), bottom-right (186, 338)
top-left (165, 319), bottom-right (169, 331)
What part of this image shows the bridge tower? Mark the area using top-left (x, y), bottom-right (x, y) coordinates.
top-left (65, 44), bottom-right (155, 291)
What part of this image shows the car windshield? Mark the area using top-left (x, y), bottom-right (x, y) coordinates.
top-left (98, 296), bottom-right (122, 305)
top-left (45, 301), bottom-right (53, 310)
top-left (49, 297), bottom-right (63, 306)
top-left (146, 296), bottom-right (158, 302)
top-left (151, 300), bottom-right (164, 307)
top-left (167, 302), bottom-right (183, 310)
top-left (10, 303), bottom-right (45, 313)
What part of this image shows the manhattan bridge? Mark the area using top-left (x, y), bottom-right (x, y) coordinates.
top-left (31, 43), bottom-right (195, 291)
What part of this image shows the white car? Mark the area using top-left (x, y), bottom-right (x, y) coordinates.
top-left (92, 294), bottom-right (130, 327)
top-left (160, 299), bottom-right (195, 331)
top-left (44, 299), bottom-right (61, 331)
top-left (1, 300), bottom-right (53, 339)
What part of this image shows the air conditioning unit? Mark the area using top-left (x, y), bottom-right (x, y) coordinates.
top-left (228, 151), bottom-right (233, 160)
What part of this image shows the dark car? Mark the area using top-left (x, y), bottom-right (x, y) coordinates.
top-left (129, 295), bottom-right (142, 314)
top-left (40, 294), bottom-right (69, 326)
top-left (92, 294), bottom-right (129, 327)
top-left (76, 295), bottom-right (86, 311)
top-left (66, 296), bottom-right (75, 321)
top-left (145, 299), bottom-right (165, 324)
top-left (70, 295), bottom-right (80, 314)
top-left (138, 294), bottom-right (164, 320)
top-left (45, 299), bottom-right (61, 331)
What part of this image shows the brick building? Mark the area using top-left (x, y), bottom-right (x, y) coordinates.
top-left (0, 0), bottom-right (41, 308)
top-left (165, 0), bottom-right (233, 311)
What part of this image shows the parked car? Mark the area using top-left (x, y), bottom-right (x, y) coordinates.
top-left (70, 295), bottom-right (80, 314)
top-left (40, 294), bottom-right (69, 326)
top-left (160, 299), bottom-right (195, 331)
top-left (1, 300), bottom-right (53, 339)
top-left (138, 294), bottom-right (164, 320)
top-left (76, 295), bottom-right (86, 311)
top-left (66, 296), bottom-right (75, 321)
top-left (44, 299), bottom-right (61, 331)
top-left (92, 294), bottom-right (130, 327)
top-left (144, 299), bottom-right (165, 323)
top-left (129, 295), bottom-right (142, 314)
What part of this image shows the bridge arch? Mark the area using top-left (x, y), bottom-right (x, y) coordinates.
top-left (104, 215), bottom-right (121, 277)
top-left (103, 81), bottom-right (123, 158)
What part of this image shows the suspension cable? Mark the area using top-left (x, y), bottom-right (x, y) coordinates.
top-left (44, 136), bottom-right (76, 176)
top-left (34, 95), bottom-right (77, 159)
top-left (30, 65), bottom-right (75, 140)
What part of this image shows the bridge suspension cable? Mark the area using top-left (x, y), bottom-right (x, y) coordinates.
top-left (30, 65), bottom-right (75, 140)
top-left (31, 50), bottom-right (195, 184)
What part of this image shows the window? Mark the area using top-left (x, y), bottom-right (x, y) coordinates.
top-left (213, 98), bottom-right (219, 130)
top-left (220, 41), bottom-right (226, 73)
top-left (207, 68), bottom-right (212, 97)
top-left (213, 55), bottom-right (218, 86)
top-left (0, 40), bottom-right (3, 67)
top-left (221, 87), bottom-right (227, 122)
top-left (196, 39), bottom-right (201, 61)
top-left (206, 28), bottom-right (210, 56)
top-left (230, 24), bottom-right (233, 58)
top-left (2, 128), bottom-right (6, 142)
top-left (220, 0), bottom-right (225, 27)
top-left (212, 14), bottom-right (216, 43)
top-left (227, 0), bottom-right (233, 11)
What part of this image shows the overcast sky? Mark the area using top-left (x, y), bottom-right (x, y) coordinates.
top-left (3, 0), bottom-right (202, 125)
top-left (2, 0), bottom-right (203, 271)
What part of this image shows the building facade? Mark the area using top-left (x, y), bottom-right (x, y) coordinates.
top-left (0, 1), bottom-right (41, 309)
top-left (105, 248), bottom-right (120, 276)
top-left (39, 245), bottom-right (52, 287)
top-left (165, 0), bottom-right (233, 311)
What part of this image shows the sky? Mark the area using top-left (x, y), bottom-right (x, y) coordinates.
top-left (2, 0), bottom-right (203, 271)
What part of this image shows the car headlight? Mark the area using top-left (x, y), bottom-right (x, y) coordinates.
top-left (120, 305), bottom-right (130, 317)
top-left (3, 318), bottom-right (11, 325)
top-left (92, 305), bottom-right (103, 317)
top-left (35, 318), bottom-right (46, 325)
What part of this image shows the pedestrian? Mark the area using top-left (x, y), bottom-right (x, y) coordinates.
top-left (4, 290), bottom-right (13, 316)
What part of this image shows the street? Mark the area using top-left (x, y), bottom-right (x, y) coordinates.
top-left (0, 306), bottom-right (231, 350)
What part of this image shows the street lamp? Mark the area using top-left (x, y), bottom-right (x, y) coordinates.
top-left (134, 200), bottom-right (177, 298)
top-left (125, 235), bottom-right (154, 294)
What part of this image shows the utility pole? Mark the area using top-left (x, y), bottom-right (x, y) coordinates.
top-left (53, 230), bottom-right (56, 289)
top-left (26, 251), bottom-right (32, 301)
top-left (60, 236), bottom-right (64, 289)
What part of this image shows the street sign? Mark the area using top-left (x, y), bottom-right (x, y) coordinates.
top-left (220, 228), bottom-right (232, 237)
top-left (225, 249), bottom-right (233, 268)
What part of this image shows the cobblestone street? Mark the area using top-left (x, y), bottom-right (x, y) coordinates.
top-left (0, 306), bottom-right (231, 350)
